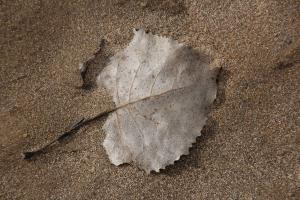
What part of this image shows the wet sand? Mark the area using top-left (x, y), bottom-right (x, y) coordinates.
top-left (1, 0), bottom-right (300, 199)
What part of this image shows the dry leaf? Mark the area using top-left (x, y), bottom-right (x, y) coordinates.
top-left (98, 29), bottom-right (219, 173)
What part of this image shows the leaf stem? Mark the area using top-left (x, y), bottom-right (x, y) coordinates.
top-left (22, 108), bottom-right (115, 160)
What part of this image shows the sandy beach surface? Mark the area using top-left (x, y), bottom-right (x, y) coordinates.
top-left (1, 0), bottom-right (300, 199)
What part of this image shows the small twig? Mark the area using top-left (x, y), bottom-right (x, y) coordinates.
top-left (23, 108), bottom-right (115, 160)
top-left (23, 39), bottom-right (110, 160)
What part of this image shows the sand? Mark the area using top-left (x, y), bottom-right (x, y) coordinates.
top-left (1, 0), bottom-right (300, 199)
